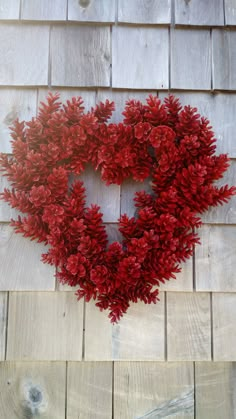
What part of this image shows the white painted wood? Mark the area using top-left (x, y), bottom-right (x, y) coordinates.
top-left (159, 92), bottom-right (236, 157)
top-left (68, 0), bottom-right (115, 22)
top-left (112, 26), bottom-right (169, 89)
top-left (97, 89), bottom-right (156, 123)
top-left (0, 0), bottom-right (20, 19)
top-left (21, 0), bottom-right (67, 20)
top-left (118, 0), bottom-right (171, 24)
top-left (167, 292), bottom-right (211, 361)
top-left (171, 29), bottom-right (211, 90)
top-left (67, 362), bottom-right (112, 419)
top-left (213, 293), bottom-right (236, 361)
top-left (0, 292), bottom-right (7, 360)
top-left (7, 292), bottom-right (84, 360)
top-left (51, 26), bottom-right (110, 87)
top-left (0, 24), bottom-right (49, 86)
top-left (213, 30), bottom-right (236, 90)
top-left (0, 362), bottom-right (66, 418)
top-left (175, 0), bottom-right (224, 26)
top-left (0, 225), bottom-right (55, 291)
top-left (196, 225), bottom-right (236, 291)
top-left (85, 294), bottom-right (165, 360)
top-left (225, 0), bottom-right (236, 25)
top-left (38, 88), bottom-right (96, 113)
top-left (114, 362), bottom-right (194, 419)
top-left (195, 362), bottom-right (236, 419)
top-left (0, 88), bottom-right (37, 153)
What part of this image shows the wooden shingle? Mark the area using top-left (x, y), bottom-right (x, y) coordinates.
top-left (175, 0), bottom-right (224, 26)
top-left (118, 0), bottom-right (171, 24)
top-left (85, 296), bottom-right (165, 361)
top-left (171, 29), bottom-right (211, 90)
top-left (225, 0), bottom-right (236, 25)
top-left (195, 362), bottom-right (236, 419)
top-left (0, 292), bottom-right (7, 360)
top-left (160, 258), bottom-right (193, 292)
top-left (167, 292), bottom-right (211, 361)
top-left (67, 362), bottom-right (112, 419)
top-left (114, 362), bottom-right (194, 419)
top-left (51, 25), bottom-right (110, 87)
top-left (0, 177), bottom-right (19, 222)
top-left (0, 24), bottom-right (49, 86)
top-left (213, 30), bottom-right (236, 90)
top-left (213, 293), bottom-right (236, 361)
top-left (68, 0), bottom-right (115, 22)
top-left (0, 0), bottom-right (20, 19)
top-left (0, 225), bottom-right (55, 291)
top-left (0, 362), bottom-right (66, 418)
top-left (7, 292), bottom-right (84, 360)
top-left (112, 26), bottom-right (169, 89)
top-left (21, 0), bottom-right (67, 20)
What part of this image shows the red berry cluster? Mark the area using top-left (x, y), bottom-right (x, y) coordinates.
top-left (0, 93), bottom-right (235, 322)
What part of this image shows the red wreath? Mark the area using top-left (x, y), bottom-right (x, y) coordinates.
top-left (0, 93), bottom-right (235, 322)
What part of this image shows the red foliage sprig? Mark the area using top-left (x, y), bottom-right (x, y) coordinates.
top-left (0, 93), bottom-right (235, 322)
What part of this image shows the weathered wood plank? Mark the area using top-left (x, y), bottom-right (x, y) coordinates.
top-left (195, 225), bottom-right (236, 291)
top-left (97, 89), bottom-right (156, 123)
top-left (118, 0), bottom-right (171, 24)
top-left (85, 295), bottom-right (165, 360)
top-left (0, 362), bottom-right (66, 418)
top-left (68, 0), bottom-right (115, 22)
top-left (212, 30), bottom-right (236, 90)
top-left (51, 25), bottom-right (110, 87)
top-left (114, 362), bottom-right (194, 419)
top-left (213, 293), bottom-right (236, 361)
top-left (21, 0), bottom-right (67, 20)
top-left (0, 225), bottom-right (55, 291)
top-left (195, 362), bottom-right (236, 419)
top-left (120, 177), bottom-right (152, 218)
top-left (0, 0), bottom-right (20, 19)
top-left (0, 88), bottom-right (37, 154)
top-left (0, 24), bottom-right (49, 86)
top-left (112, 26), bottom-right (169, 89)
top-left (175, 0), bottom-right (224, 26)
top-left (0, 292), bottom-right (7, 360)
top-left (160, 258), bottom-right (193, 292)
top-left (225, 0), bottom-right (236, 25)
top-left (167, 292), bottom-right (211, 361)
top-left (0, 176), bottom-right (20, 221)
top-left (7, 292), bottom-right (84, 360)
top-left (67, 362), bottom-right (112, 419)
top-left (38, 88), bottom-right (96, 113)
top-left (171, 29), bottom-right (211, 90)
top-left (159, 92), bottom-right (236, 158)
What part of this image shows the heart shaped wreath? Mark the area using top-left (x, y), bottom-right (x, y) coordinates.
top-left (0, 93), bottom-right (235, 322)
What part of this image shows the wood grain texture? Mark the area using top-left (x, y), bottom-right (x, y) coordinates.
top-left (195, 362), bottom-right (236, 419)
top-left (0, 176), bottom-right (20, 222)
top-left (213, 293), bottom-right (236, 361)
top-left (112, 26), bottom-right (169, 89)
top-left (167, 292), bottom-right (211, 361)
top-left (0, 24), bottom-right (49, 86)
top-left (51, 25), bottom-right (110, 87)
top-left (67, 362), bottom-right (112, 419)
top-left (0, 225), bottom-right (55, 291)
top-left (118, 0), bottom-right (171, 24)
top-left (0, 362), bottom-right (66, 418)
top-left (159, 92), bottom-right (236, 157)
top-left (171, 29), bottom-right (211, 90)
top-left (7, 292), bottom-right (84, 360)
top-left (160, 258), bottom-right (193, 292)
top-left (225, 0), bottom-right (236, 25)
top-left (68, 0), bottom-right (115, 22)
top-left (114, 362), bottom-right (194, 419)
top-left (97, 90), bottom-right (156, 124)
top-left (175, 0), bottom-right (224, 26)
top-left (38, 88), bottom-right (96, 113)
top-left (21, 0), bottom-right (67, 20)
top-left (0, 0), bottom-right (20, 19)
top-left (85, 295), bottom-right (165, 361)
top-left (213, 30), bottom-right (236, 90)
top-left (0, 293), bottom-right (7, 360)
top-left (195, 225), bottom-right (236, 291)
top-left (0, 88), bottom-right (37, 154)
